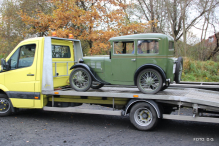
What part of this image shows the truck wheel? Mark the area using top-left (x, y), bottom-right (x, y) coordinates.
top-left (90, 81), bottom-right (104, 89)
top-left (0, 94), bottom-right (12, 117)
top-left (175, 57), bottom-right (183, 83)
top-left (69, 68), bottom-right (92, 92)
top-left (130, 102), bottom-right (158, 131)
top-left (137, 69), bottom-right (163, 94)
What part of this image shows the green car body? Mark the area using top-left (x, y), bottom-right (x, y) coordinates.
top-left (70, 33), bottom-right (183, 94)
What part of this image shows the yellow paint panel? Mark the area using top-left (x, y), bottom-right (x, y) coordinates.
top-left (49, 97), bottom-right (128, 105)
top-left (51, 39), bottom-right (74, 88)
top-left (0, 73), bottom-right (4, 85)
top-left (10, 98), bottom-right (34, 108)
top-left (34, 100), bottom-right (42, 108)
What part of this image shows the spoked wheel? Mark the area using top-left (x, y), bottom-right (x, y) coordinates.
top-left (175, 57), bottom-right (183, 83)
top-left (137, 69), bottom-right (163, 94)
top-left (90, 81), bottom-right (104, 89)
top-left (69, 68), bottom-right (92, 92)
top-left (0, 94), bottom-right (12, 117)
top-left (130, 102), bottom-right (158, 130)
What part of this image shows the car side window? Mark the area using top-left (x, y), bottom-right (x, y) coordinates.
top-left (114, 41), bottom-right (134, 54)
top-left (18, 44), bottom-right (36, 68)
top-left (169, 41), bottom-right (174, 51)
top-left (137, 40), bottom-right (159, 54)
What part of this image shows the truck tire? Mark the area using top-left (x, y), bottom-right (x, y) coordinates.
top-left (0, 94), bottom-right (12, 117)
top-left (90, 81), bottom-right (104, 89)
top-left (130, 102), bottom-right (158, 131)
top-left (69, 68), bottom-right (92, 92)
top-left (137, 69), bottom-right (163, 94)
top-left (175, 57), bottom-right (183, 83)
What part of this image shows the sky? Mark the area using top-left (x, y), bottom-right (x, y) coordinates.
top-left (0, 0), bottom-right (218, 43)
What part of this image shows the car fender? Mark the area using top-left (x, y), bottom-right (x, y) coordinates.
top-left (69, 63), bottom-right (108, 84)
top-left (123, 99), bottom-right (162, 118)
top-left (134, 64), bottom-right (166, 86)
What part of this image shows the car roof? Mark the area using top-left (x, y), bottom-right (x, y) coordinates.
top-left (109, 33), bottom-right (174, 41)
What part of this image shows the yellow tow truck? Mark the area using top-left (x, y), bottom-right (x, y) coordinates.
top-left (1, 36), bottom-right (219, 131)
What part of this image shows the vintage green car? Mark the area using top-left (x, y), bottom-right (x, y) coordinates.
top-left (69, 33), bottom-right (183, 94)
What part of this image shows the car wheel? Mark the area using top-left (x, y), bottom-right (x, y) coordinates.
top-left (137, 69), bottom-right (163, 94)
top-left (69, 68), bottom-right (92, 92)
top-left (130, 102), bottom-right (158, 131)
top-left (175, 57), bottom-right (183, 83)
top-left (90, 81), bottom-right (104, 89)
top-left (0, 94), bottom-right (12, 117)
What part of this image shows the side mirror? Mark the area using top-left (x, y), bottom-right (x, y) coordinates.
top-left (1, 58), bottom-right (10, 71)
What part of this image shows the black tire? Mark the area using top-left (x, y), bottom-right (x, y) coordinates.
top-left (130, 102), bottom-right (158, 131)
top-left (90, 81), bottom-right (104, 89)
top-left (137, 69), bottom-right (163, 94)
top-left (160, 82), bottom-right (170, 91)
top-left (160, 85), bottom-right (168, 91)
top-left (0, 94), bottom-right (12, 117)
top-left (175, 57), bottom-right (183, 83)
top-left (69, 68), bottom-right (92, 92)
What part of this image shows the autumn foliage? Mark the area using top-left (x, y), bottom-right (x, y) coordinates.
top-left (19, 0), bottom-right (150, 55)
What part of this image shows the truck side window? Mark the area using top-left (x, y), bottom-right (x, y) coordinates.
top-left (9, 49), bottom-right (20, 69)
top-left (52, 45), bottom-right (71, 58)
top-left (18, 44), bottom-right (36, 68)
top-left (8, 44), bottom-right (36, 69)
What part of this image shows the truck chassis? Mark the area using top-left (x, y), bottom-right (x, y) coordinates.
top-left (42, 86), bottom-right (219, 130)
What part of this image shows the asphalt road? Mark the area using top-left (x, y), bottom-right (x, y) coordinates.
top-left (0, 108), bottom-right (218, 146)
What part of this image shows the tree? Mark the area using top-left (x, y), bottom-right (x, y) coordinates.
top-left (20, 0), bottom-right (150, 55)
top-left (0, 0), bottom-right (52, 56)
top-left (132, 0), bottom-right (219, 57)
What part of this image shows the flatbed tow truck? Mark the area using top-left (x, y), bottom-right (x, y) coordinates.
top-left (0, 37), bottom-right (219, 131)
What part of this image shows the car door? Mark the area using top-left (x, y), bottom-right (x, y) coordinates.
top-left (5, 41), bottom-right (38, 107)
top-left (111, 40), bottom-right (137, 83)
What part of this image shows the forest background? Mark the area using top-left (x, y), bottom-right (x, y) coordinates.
top-left (0, 0), bottom-right (219, 82)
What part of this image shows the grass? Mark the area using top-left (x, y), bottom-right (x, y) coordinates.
top-left (182, 58), bottom-right (219, 82)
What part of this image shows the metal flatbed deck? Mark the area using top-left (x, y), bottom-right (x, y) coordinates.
top-left (42, 87), bottom-right (219, 108)
top-left (43, 87), bottom-right (219, 124)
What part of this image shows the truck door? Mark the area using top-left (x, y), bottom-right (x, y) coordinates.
top-left (5, 41), bottom-right (38, 108)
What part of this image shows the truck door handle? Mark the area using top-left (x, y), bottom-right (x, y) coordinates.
top-left (27, 74), bottom-right (34, 76)
top-left (131, 59), bottom-right (136, 62)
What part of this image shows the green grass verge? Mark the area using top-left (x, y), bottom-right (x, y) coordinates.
top-left (182, 58), bottom-right (219, 82)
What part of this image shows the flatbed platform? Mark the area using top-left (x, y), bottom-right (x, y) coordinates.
top-left (42, 87), bottom-right (219, 108)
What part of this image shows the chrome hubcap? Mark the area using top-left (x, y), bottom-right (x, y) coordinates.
top-left (0, 98), bottom-right (10, 113)
top-left (134, 108), bottom-right (152, 126)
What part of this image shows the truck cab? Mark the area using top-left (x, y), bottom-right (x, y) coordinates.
top-left (0, 37), bottom-right (81, 110)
